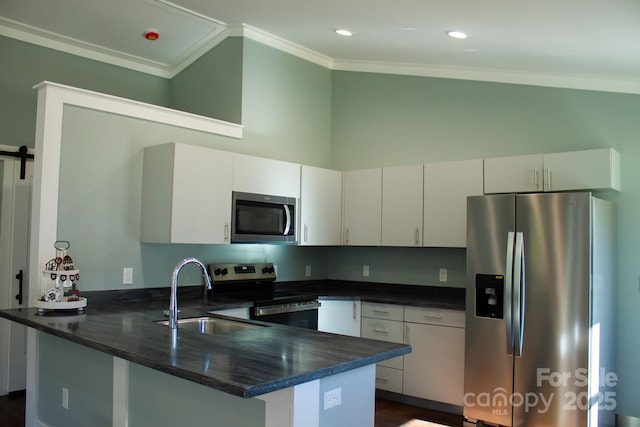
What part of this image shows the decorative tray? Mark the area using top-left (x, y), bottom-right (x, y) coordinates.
top-left (34, 297), bottom-right (87, 313)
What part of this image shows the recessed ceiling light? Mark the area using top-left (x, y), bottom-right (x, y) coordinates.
top-left (446, 31), bottom-right (468, 39)
top-left (335, 29), bottom-right (353, 37)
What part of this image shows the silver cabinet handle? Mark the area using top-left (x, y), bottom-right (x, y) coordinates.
top-left (372, 328), bottom-right (389, 334)
top-left (372, 309), bottom-right (390, 314)
top-left (345, 227), bottom-right (350, 245)
top-left (304, 224), bottom-right (308, 243)
top-left (352, 301), bottom-right (357, 320)
top-left (533, 168), bottom-right (540, 190)
top-left (415, 227), bottom-right (420, 246)
top-left (422, 314), bottom-right (442, 319)
top-left (224, 222), bottom-right (229, 242)
top-left (545, 167), bottom-right (552, 191)
top-left (375, 377), bottom-right (389, 383)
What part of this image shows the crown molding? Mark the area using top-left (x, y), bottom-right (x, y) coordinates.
top-left (2, 17), bottom-right (639, 95)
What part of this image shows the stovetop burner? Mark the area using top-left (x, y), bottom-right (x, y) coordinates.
top-left (207, 262), bottom-right (316, 305)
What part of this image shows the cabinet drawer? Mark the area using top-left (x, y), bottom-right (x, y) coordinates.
top-left (404, 306), bottom-right (465, 327)
top-left (379, 355), bottom-right (403, 370)
top-left (362, 302), bottom-right (404, 321)
top-left (361, 318), bottom-right (404, 343)
top-left (375, 366), bottom-right (403, 394)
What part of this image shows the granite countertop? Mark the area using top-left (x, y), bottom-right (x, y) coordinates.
top-left (0, 295), bottom-right (410, 399)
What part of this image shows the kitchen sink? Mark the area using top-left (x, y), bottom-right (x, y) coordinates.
top-left (155, 316), bottom-right (267, 335)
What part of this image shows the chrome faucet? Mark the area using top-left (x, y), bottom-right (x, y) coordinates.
top-left (169, 257), bottom-right (212, 329)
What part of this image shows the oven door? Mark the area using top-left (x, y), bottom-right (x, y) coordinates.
top-left (231, 191), bottom-right (296, 244)
top-left (251, 301), bottom-right (320, 330)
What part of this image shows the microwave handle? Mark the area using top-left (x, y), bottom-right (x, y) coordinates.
top-left (283, 205), bottom-right (291, 235)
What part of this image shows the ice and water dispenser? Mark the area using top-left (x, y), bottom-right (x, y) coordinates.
top-left (475, 274), bottom-right (504, 319)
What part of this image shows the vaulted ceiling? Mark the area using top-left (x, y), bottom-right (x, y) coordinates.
top-left (1, 0), bottom-right (639, 94)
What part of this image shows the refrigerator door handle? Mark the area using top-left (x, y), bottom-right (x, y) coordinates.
top-left (505, 231), bottom-right (515, 356)
top-left (513, 232), bottom-right (525, 357)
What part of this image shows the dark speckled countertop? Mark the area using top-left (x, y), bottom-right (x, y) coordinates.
top-left (0, 292), bottom-right (409, 399)
top-left (0, 281), bottom-right (462, 399)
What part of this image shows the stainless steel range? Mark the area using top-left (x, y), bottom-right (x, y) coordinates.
top-left (208, 262), bottom-right (320, 330)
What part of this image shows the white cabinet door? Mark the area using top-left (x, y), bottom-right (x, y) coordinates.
top-left (381, 164), bottom-right (423, 247)
top-left (483, 154), bottom-right (544, 194)
top-left (232, 153), bottom-right (300, 198)
top-left (424, 159), bottom-right (483, 247)
top-left (403, 322), bottom-right (465, 405)
top-left (342, 168), bottom-right (382, 246)
top-left (484, 148), bottom-right (621, 194)
top-left (300, 166), bottom-right (342, 246)
top-left (141, 143), bottom-right (232, 244)
top-left (543, 148), bottom-right (621, 192)
top-left (318, 299), bottom-right (361, 337)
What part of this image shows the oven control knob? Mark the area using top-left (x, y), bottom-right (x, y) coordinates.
top-left (213, 268), bottom-right (222, 276)
top-left (262, 266), bottom-right (274, 274)
top-left (221, 268), bottom-right (228, 275)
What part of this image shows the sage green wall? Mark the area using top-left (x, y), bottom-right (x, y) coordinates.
top-left (169, 37), bottom-right (243, 124)
top-left (240, 39), bottom-right (332, 168)
top-left (330, 70), bottom-right (639, 416)
top-left (0, 35), bottom-right (171, 148)
top-left (57, 106), bottom-right (330, 288)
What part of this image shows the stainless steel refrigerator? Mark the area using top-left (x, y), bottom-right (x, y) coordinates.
top-left (463, 192), bottom-right (616, 427)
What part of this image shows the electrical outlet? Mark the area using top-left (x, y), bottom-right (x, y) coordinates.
top-left (305, 265), bottom-right (311, 277)
top-left (323, 387), bottom-right (342, 410)
top-left (62, 387), bottom-right (69, 409)
top-left (123, 268), bottom-right (133, 285)
top-left (439, 268), bottom-right (448, 282)
top-left (363, 265), bottom-right (370, 277)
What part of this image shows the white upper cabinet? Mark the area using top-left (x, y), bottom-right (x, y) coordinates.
top-left (300, 165), bottom-right (342, 246)
top-left (484, 154), bottom-right (544, 193)
top-left (424, 159), bottom-right (484, 247)
top-left (382, 164), bottom-right (424, 247)
top-left (232, 153), bottom-right (300, 198)
top-left (542, 148), bottom-right (621, 192)
top-left (484, 148), bottom-right (620, 194)
top-left (141, 143), bottom-right (233, 244)
top-left (342, 168), bottom-right (382, 246)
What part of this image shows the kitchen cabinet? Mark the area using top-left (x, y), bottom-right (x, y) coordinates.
top-left (423, 159), bottom-right (483, 247)
top-left (232, 153), bottom-right (300, 198)
top-left (318, 299), bottom-right (361, 337)
top-left (342, 168), bottom-right (382, 246)
top-left (299, 166), bottom-right (342, 246)
top-left (361, 302), bottom-right (404, 393)
top-left (141, 142), bottom-right (232, 244)
top-left (484, 148), bottom-right (620, 194)
top-left (382, 164), bottom-right (424, 247)
top-left (403, 306), bottom-right (465, 406)
top-left (542, 147), bottom-right (621, 192)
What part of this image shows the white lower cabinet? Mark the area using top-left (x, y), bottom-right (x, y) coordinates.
top-left (403, 306), bottom-right (465, 406)
top-left (361, 302), bottom-right (404, 393)
top-left (318, 299), bottom-right (361, 337)
top-left (362, 302), bottom-right (466, 405)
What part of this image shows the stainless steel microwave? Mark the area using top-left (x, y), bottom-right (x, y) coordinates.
top-left (231, 191), bottom-right (297, 244)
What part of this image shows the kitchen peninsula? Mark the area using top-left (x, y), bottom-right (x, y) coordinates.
top-left (0, 294), bottom-right (410, 427)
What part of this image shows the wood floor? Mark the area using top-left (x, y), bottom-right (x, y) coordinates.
top-left (0, 392), bottom-right (464, 427)
top-left (0, 391), bottom-right (25, 427)
top-left (375, 397), bottom-right (464, 427)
